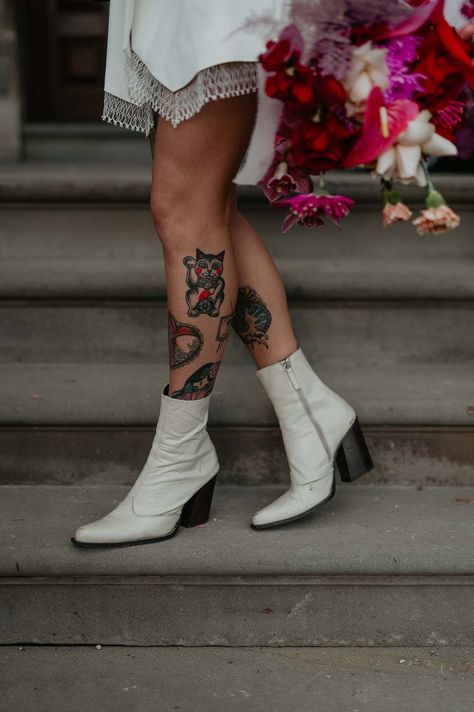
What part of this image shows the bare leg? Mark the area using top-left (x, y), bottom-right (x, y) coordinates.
top-left (228, 186), bottom-right (298, 367)
top-left (149, 94), bottom-right (258, 398)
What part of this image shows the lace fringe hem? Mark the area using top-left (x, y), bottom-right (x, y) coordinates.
top-left (102, 53), bottom-right (259, 134)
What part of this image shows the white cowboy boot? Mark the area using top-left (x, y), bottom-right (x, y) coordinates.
top-left (71, 385), bottom-right (219, 547)
top-left (252, 347), bottom-right (373, 529)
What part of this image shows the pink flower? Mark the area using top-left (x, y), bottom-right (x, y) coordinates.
top-left (316, 194), bottom-right (355, 225)
top-left (413, 205), bottom-right (461, 235)
top-left (461, 1), bottom-right (474, 20)
top-left (382, 202), bottom-right (412, 226)
top-left (261, 160), bottom-right (310, 202)
top-left (279, 193), bottom-right (354, 233)
top-left (344, 88), bottom-right (419, 169)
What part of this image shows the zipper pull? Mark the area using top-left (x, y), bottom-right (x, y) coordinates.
top-left (281, 357), bottom-right (301, 390)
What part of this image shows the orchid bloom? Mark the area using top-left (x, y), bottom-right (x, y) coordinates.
top-left (262, 160), bottom-right (310, 202)
top-left (375, 110), bottom-right (458, 186)
top-left (342, 42), bottom-right (390, 112)
top-left (279, 193), bottom-right (354, 233)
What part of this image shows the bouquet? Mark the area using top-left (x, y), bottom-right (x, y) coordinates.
top-left (258, 0), bottom-right (474, 234)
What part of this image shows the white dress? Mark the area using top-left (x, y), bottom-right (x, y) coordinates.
top-left (102, 0), bottom-right (286, 185)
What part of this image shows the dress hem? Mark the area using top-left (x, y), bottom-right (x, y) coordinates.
top-left (102, 53), bottom-right (259, 134)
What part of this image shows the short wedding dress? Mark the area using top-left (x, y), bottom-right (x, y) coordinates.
top-left (102, 0), bottom-right (286, 184)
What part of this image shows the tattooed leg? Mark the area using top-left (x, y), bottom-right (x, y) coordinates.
top-left (228, 187), bottom-right (298, 368)
top-left (215, 304), bottom-right (235, 353)
top-left (149, 96), bottom-right (257, 398)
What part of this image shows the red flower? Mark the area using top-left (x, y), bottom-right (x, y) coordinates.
top-left (260, 39), bottom-right (298, 72)
top-left (288, 115), bottom-right (355, 173)
top-left (314, 75), bottom-right (347, 105)
top-left (265, 62), bottom-right (317, 106)
top-left (259, 25), bottom-right (303, 72)
top-left (412, 6), bottom-right (474, 110)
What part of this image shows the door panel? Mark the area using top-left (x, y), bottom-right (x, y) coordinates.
top-left (20, 0), bottom-right (109, 122)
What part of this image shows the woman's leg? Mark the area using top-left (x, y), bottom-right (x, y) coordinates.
top-left (227, 186), bottom-right (298, 366)
top-left (227, 187), bottom-right (373, 529)
top-left (71, 94), bottom-right (260, 547)
top-left (150, 94), bottom-right (258, 398)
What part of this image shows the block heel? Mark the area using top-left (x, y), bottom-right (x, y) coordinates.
top-left (180, 474), bottom-right (218, 528)
top-left (336, 418), bottom-right (374, 482)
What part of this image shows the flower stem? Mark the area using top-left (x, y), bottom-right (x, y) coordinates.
top-left (314, 173), bottom-right (328, 196)
top-left (420, 159), bottom-right (434, 193)
top-left (420, 159), bottom-right (446, 208)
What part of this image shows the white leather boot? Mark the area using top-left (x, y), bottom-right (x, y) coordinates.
top-left (71, 385), bottom-right (219, 547)
top-left (252, 347), bottom-right (373, 529)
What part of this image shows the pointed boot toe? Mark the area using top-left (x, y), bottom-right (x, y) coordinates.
top-left (71, 386), bottom-right (219, 548)
top-left (71, 498), bottom-right (181, 548)
top-left (252, 348), bottom-right (373, 529)
top-left (251, 470), bottom-right (335, 530)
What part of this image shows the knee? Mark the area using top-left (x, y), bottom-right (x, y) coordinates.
top-left (150, 181), bottom-right (184, 249)
top-left (150, 177), bottom-right (231, 253)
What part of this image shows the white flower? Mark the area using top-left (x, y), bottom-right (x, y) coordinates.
top-left (342, 42), bottom-right (390, 108)
top-left (375, 110), bottom-right (458, 186)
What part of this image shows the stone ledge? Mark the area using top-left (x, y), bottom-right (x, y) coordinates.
top-left (2, 257), bottom-right (474, 300)
top-left (1, 362), bottom-right (473, 427)
top-left (2, 484), bottom-right (473, 646)
top-left (2, 646), bottom-right (474, 712)
top-left (1, 484), bottom-right (473, 577)
top-left (1, 163), bottom-right (473, 204)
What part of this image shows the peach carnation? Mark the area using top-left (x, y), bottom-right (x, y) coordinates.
top-left (413, 205), bottom-right (461, 235)
top-left (382, 202), bottom-right (413, 226)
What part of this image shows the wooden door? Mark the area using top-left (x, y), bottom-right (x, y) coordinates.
top-left (20, 0), bottom-right (110, 122)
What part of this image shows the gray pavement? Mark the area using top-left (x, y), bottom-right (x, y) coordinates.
top-left (1, 645), bottom-right (473, 712)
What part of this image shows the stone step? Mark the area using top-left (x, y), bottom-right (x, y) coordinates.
top-left (1, 484), bottom-right (473, 646)
top-left (2, 302), bottom-right (473, 366)
top-left (23, 123), bottom-right (150, 165)
top-left (2, 202), bottom-right (473, 300)
top-left (3, 645), bottom-right (474, 712)
top-left (1, 425), bottom-right (472, 488)
top-left (2, 362), bottom-right (473, 427)
top-left (2, 164), bottom-right (473, 204)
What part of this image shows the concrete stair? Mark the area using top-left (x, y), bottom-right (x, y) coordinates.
top-left (2, 484), bottom-right (474, 646)
top-left (4, 645), bottom-right (474, 712)
top-left (0, 157), bottom-right (473, 662)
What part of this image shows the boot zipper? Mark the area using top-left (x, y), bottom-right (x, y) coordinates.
top-left (281, 357), bottom-right (331, 461)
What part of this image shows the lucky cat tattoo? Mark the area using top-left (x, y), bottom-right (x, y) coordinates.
top-left (183, 248), bottom-right (225, 317)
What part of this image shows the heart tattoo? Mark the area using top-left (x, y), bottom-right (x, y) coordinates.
top-left (168, 312), bottom-right (204, 369)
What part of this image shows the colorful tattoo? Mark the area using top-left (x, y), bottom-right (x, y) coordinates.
top-left (232, 284), bottom-right (272, 349)
top-left (168, 312), bottom-right (204, 369)
top-left (183, 248), bottom-right (225, 317)
top-left (170, 361), bottom-right (221, 400)
top-left (215, 302), bottom-right (235, 352)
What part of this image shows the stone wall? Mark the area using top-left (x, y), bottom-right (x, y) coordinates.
top-left (0, 0), bottom-right (21, 160)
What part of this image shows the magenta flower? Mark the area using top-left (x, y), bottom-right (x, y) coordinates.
top-left (261, 160), bottom-right (310, 202)
top-left (461, 1), bottom-right (474, 20)
top-left (279, 193), bottom-right (354, 233)
top-left (316, 194), bottom-right (355, 225)
top-left (382, 36), bottom-right (426, 102)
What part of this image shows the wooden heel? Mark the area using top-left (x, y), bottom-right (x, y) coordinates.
top-left (336, 418), bottom-right (373, 482)
top-left (180, 474), bottom-right (218, 528)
